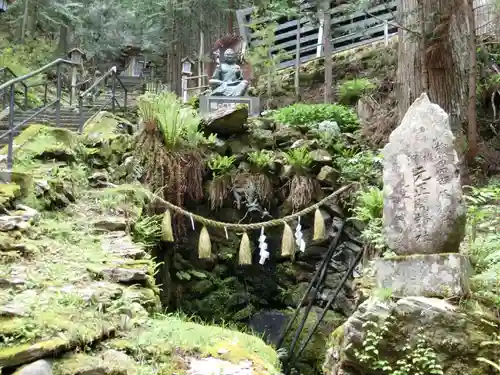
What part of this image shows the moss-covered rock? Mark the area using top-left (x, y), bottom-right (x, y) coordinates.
top-left (106, 314), bottom-right (281, 375)
top-left (54, 350), bottom-right (137, 375)
top-left (2, 125), bottom-right (79, 163)
top-left (82, 111), bottom-right (133, 143)
top-left (0, 183), bottom-right (21, 208)
top-left (324, 297), bottom-right (500, 375)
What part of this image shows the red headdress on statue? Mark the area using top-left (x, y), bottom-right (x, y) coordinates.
top-left (206, 34), bottom-right (252, 80)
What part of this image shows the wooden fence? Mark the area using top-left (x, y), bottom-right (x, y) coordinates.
top-left (236, 0), bottom-right (397, 70)
top-left (237, 0), bottom-right (499, 71)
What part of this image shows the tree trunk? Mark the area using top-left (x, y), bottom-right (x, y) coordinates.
top-left (322, 0), bottom-right (332, 103)
top-left (20, 0), bottom-right (29, 43)
top-left (465, 0), bottom-right (478, 161)
top-left (397, 0), bottom-right (471, 134)
top-left (58, 25), bottom-right (69, 55)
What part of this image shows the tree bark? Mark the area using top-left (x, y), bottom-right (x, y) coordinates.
top-left (465, 0), bottom-right (478, 161)
top-left (20, 0), bottom-right (29, 43)
top-left (397, 0), bottom-right (471, 134)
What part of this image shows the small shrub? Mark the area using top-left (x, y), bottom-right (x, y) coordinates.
top-left (336, 150), bottom-right (383, 185)
top-left (284, 147), bottom-right (313, 172)
top-left (207, 155), bottom-right (236, 209)
top-left (338, 78), bottom-right (376, 105)
top-left (247, 150), bottom-right (275, 171)
top-left (464, 180), bottom-right (500, 311)
top-left (273, 103), bottom-right (359, 132)
top-left (284, 147), bottom-right (318, 210)
top-left (244, 150), bottom-right (275, 204)
top-left (135, 91), bottom-right (206, 214)
top-left (208, 155), bottom-right (235, 179)
top-left (350, 187), bottom-right (386, 253)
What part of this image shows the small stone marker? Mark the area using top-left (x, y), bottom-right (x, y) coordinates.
top-left (375, 93), bottom-right (470, 298)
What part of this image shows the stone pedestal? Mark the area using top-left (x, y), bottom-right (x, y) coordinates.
top-left (199, 95), bottom-right (260, 116)
top-left (374, 253), bottom-right (471, 298)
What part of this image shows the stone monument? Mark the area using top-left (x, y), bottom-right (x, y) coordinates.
top-left (374, 93), bottom-right (470, 298)
top-left (199, 48), bottom-right (260, 117)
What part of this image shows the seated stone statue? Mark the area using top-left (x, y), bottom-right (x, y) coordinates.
top-left (209, 48), bottom-right (249, 97)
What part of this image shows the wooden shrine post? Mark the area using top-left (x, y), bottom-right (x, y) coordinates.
top-left (67, 48), bottom-right (86, 106)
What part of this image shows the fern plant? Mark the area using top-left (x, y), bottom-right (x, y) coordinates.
top-left (137, 93), bottom-right (158, 130)
top-left (350, 187), bottom-right (387, 253)
top-left (155, 92), bottom-right (202, 149)
top-left (208, 155), bottom-right (236, 179)
top-left (207, 155), bottom-right (236, 210)
top-left (248, 150), bottom-right (274, 170)
top-left (284, 147), bottom-right (313, 173)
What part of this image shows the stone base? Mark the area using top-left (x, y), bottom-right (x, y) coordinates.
top-left (374, 253), bottom-right (471, 298)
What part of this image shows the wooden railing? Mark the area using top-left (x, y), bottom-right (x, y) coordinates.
top-left (182, 74), bottom-right (209, 103)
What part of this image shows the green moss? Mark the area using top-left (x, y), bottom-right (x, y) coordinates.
top-left (1, 125), bottom-right (79, 166)
top-left (53, 351), bottom-right (138, 375)
top-left (82, 111), bottom-right (133, 148)
top-left (0, 339), bottom-right (69, 367)
top-left (0, 183), bottom-right (21, 206)
top-left (107, 314), bottom-right (281, 375)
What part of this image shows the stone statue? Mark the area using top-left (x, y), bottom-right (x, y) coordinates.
top-left (208, 48), bottom-right (249, 97)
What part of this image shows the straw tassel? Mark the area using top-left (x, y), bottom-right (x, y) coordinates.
top-left (198, 226), bottom-right (212, 259)
top-left (161, 209), bottom-right (174, 242)
top-left (239, 232), bottom-right (252, 265)
top-left (281, 222), bottom-right (295, 257)
top-left (313, 208), bottom-right (326, 241)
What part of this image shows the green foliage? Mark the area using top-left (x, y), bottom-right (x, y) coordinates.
top-left (350, 187), bottom-right (386, 253)
top-left (335, 150), bottom-right (383, 185)
top-left (137, 92), bottom-right (206, 149)
top-left (351, 317), bottom-right (444, 375)
top-left (247, 21), bottom-right (291, 102)
top-left (338, 78), bottom-right (376, 105)
top-left (156, 92), bottom-right (203, 149)
top-left (0, 40), bottom-right (54, 78)
top-left (463, 180), bottom-right (500, 310)
top-left (477, 325), bottom-right (500, 372)
top-left (273, 103), bottom-right (360, 132)
top-left (284, 147), bottom-right (312, 172)
top-left (208, 155), bottom-right (236, 178)
top-left (187, 95), bottom-right (200, 110)
top-left (247, 150), bottom-right (274, 170)
top-left (132, 214), bottom-right (162, 249)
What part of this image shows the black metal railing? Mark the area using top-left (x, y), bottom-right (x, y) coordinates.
top-left (78, 66), bottom-right (128, 130)
top-left (0, 67), bottom-right (29, 109)
top-left (0, 60), bottom-right (128, 182)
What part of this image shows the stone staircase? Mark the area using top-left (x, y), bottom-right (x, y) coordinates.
top-left (0, 88), bottom-right (142, 146)
top-left (0, 107), bottom-right (93, 146)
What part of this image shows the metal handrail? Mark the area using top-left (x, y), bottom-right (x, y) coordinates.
top-left (80, 67), bottom-right (119, 98)
top-left (1, 67), bottom-right (30, 109)
top-left (0, 58), bottom-right (80, 180)
top-left (0, 58), bottom-right (77, 91)
top-left (78, 66), bottom-right (128, 131)
top-left (0, 67), bottom-right (29, 91)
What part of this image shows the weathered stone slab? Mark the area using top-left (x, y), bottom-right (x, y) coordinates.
top-left (93, 217), bottom-right (127, 232)
top-left (101, 232), bottom-right (146, 259)
top-left (374, 253), bottom-right (471, 297)
top-left (199, 95), bottom-right (260, 116)
top-left (382, 93), bottom-right (466, 255)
